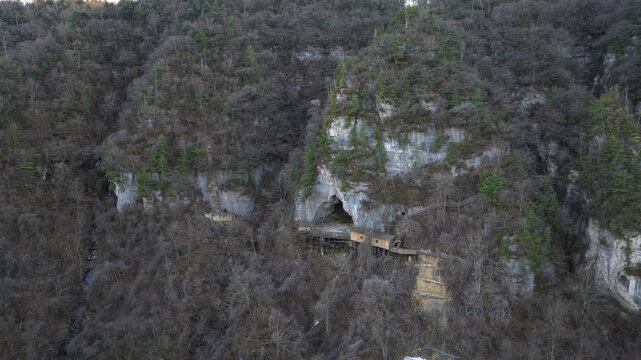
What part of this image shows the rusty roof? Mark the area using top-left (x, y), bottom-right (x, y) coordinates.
top-left (350, 228), bottom-right (396, 241)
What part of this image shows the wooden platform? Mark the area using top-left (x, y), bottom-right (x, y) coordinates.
top-left (298, 223), bottom-right (452, 309)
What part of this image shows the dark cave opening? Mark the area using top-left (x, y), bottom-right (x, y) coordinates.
top-left (314, 195), bottom-right (354, 225)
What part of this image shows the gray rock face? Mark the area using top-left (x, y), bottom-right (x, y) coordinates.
top-left (327, 116), bottom-right (356, 148)
top-left (329, 47), bottom-right (345, 60)
top-left (215, 190), bottom-right (255, 217)
top-left (574, 46), bottom-right (592, 65)
top-left (293, 46), bottom-right (344, 61)
top-left (114, 173), bottom-right (137, 212)
top-left (294, 47), bottom-right (322, 61)
top-left (583, 219), bottom-right (641, 310)
top-left (536, 140), bottom-right (559, 176)
top-left (420, 99), bottom-right (438, 112)
top-left (204, 169), bottom-right (261, 217)
top-left (505, 258), bottom-right (535, 298)
top-left (593, 53), bottom-right (617, 89)
top-left (196, 172), bottom-right (211, 203)
top-left (328, 116), bottom-right (500, 176)
top-left (520, 90), bottom-right (546, 111)
top-left (563, 171), bottom-right (641, 309)
top-left (376, 101), bottom-right (395, 121)
top-left (295, 167), bottom-right (401, 232)
top-left (296, 110), bottom-right (504, 232)
top-left (115, 169), bottom-right (260, 217)
top-left (382, 130), bottom-right (451, 175)
top-left (603, 53), bottom-right (616, 69)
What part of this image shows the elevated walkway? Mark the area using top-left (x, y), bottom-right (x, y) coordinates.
top-left (298, 223), bottom-right (451, 308)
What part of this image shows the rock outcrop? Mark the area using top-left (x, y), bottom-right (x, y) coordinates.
top-left (114, 173), bottom-right (137, 212)
top-left (583, 219), bottom-right (641, 310)
top-left (295, 166), bottom-right (400, 232)
top-left (199, 170), bottom-right (260, 217)
top-left (296, 113), bottom-right (503, 231)
top-left (504, 258), bottom-right (535, 298)
top-left (114, 169), bottom-right (261, 217)
top-left (327, 116), bottom-right (502, 176)
top-left (564, 169), bottom-right (641, 310)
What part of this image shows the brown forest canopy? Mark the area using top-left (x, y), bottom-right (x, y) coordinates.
top-left (1, 0), bottom-right (641, 359)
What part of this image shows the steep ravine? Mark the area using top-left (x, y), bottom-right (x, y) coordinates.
top-left (60, 159), bottom-right (113, 355)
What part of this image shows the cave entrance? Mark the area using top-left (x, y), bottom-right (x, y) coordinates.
top-left (314, 195), bottom-right (353, 225)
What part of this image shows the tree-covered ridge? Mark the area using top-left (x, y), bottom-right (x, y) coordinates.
top-left (581, 87), bottom-right (641, 238)
top-left (94, 0), bottom-right (401, 198)
top-left (1, 1), bottom-right (641, 359)
top-left (293, 1), bottom-right (588, 191)
top-left (298, 4), bottom-right (641, 352)
top-left (298, 0), bottom-right (641, 234)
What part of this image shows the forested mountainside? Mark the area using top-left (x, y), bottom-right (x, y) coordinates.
top-left (1, 0), bottom-right (641, 359)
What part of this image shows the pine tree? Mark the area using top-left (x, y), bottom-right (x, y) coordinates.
top-left (581, 86), bottom-right (641, 236)
top-left (136, 167), bottom-right (154, 199)
top-left (478, 169), bottom-right (508, 206)
top-left (374, 140), bottom-right (387, 172)
top-left (448, 91), bottom-right (461, 108)
top-left (335, 61), bottom-right (346, 89)
top-left (152, 135), bottom-right (170, 183)
top-left (315, 121), bottom-right (333, 159)
top-left (391, 33), bottom-right (406, 63)
top-left (438, 28), bottom-right (459, 63)
top-left (350, 92), bottom-right (360, 116)
top-left (244, 44), bottom-right (256, 67)
top-left (301, 146), bottom-right (316, 193)
top-left (471, 88), bottom-right (486, 109)
top-left (518, 213), bottom-right (551, 276)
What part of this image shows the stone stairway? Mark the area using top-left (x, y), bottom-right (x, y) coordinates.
top-left (413, 253), bottom-right (450, 307)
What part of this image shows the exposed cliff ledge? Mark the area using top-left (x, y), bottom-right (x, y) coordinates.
top-left (583, 219), bottom-right (641, 310)
top-left (327, 116), bottom-right (502, 176)
top-left (296, 116), bottom-right (504, 232)
top-left (114, 169), bottom-right (260, 216)
top-left (295, 166), bottom-right (401, 232)
top-left (197, 170), bottom-right (260, 217)
top-left (114, 173), bottom-right (138, 212)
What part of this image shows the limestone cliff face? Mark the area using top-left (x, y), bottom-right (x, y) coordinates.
top-left (114, 170), bottom-right (260, 217)
top-left (565, 171), bottom-right (641, 310)
top-left (114, 173), bottom-right (137, 212)
top-left (327, 116), bottom-right (502, 177)
top-left (536, 140), bottom-right (559, 176)
top-left (198, 170), bottom-right (260, 217)
top-left (382, 128), bottom-right (459, 175)
top-left (294, 46), bottom-right (344, 62)
top-left (295, 166), bottom-right (401, 231)
top-left (583, 219), bottom-right (641, 310)
top-left (296, 111), bottom-right (503, 231)
top-left (504, 258), bottom-right (535, 298)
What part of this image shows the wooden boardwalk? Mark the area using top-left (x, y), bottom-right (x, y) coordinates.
top-left (298, 223), bottom-right (451, 308)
